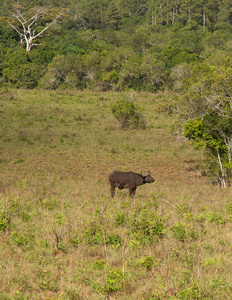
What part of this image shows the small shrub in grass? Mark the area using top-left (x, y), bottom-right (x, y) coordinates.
top-left (0, 87), bottom-right (17, 101)
top-left (40, 197), bottom-right (58, 210)
top-left (207, 212), bottom-right (226, 224)
top-left (93, 260), bottom-right (106, 270)
top-left (70, 236), bottom-right (82, 248)
top-left (171, 222), bottom-right (187, 242)
top-left (11, 291), bottom-right (30, 300)
top-left (203, 256), bottom-right (221, 267)
top-left (83, 222), bottom-right (104, 245)
top-left (136, 255), bottom-right (157, 270)
top-left (106, 233), bottom-right (122, 248)
top-left (103, 268), bottom-right (124, 294)
top-left (177, 282), bottom-right (203, 299)
top-left (115, 212), bottom-right (126, 227)
top-left (11, 230), bottom-right (35, 248)
top-left (0, 196), bottom-right (21, 232)
top-left (181, 250), bottom-right (195, 268)
top-left (141, 289), bottom-right (167, 299)
top-left (209, 276), bottom-right (229, 296)
top-left (38, 239), bottom-right (49, 248)
top-left (91, 231), bottom-right (104, 245)
top-left (226, 203), bottom-right (232, 214)
top-left (36, 269), bottom-right (59, 291)
top-left (0, 218), bottom-right (7, 232)
top-left (14, 158), bottom-right (24, 164)
top-left (188, 227), bottom-right (199, 240)
top-left (129, 209), bottom-right (166, 244)
top-left (11, 231), bottom-right (28, 246)
top-left (195, 213), bottom-right (206, 223)
top-left (176, 203), bottom-right (192, 217)
top-left (226, 203), bottom-right (232, 220)
top-left (111, 95), bottom-right (146, 129)
top-left (19, 210), bottom-right (31, 222)
top-left (62, 289), bottom-right (81, 300)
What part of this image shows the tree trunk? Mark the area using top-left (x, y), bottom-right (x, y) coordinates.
top-left (217, 149), bottom-right (227, 187)
top-left (203, 8), bottom-right (206, 33)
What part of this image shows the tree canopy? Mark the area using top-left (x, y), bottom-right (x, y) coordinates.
top-left (179, 54), bottom-right (232, 186)
top-left (1, 0), bottom-right (232, 90)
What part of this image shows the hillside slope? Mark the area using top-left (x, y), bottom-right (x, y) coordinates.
top-left (0, 90), bottom-right (231, 299)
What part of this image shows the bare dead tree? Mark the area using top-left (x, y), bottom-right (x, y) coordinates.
top-left (8, 5), bottom-right (66, 52)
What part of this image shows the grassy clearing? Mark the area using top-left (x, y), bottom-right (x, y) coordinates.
top-left (0, 89), bottom-right (232, 299)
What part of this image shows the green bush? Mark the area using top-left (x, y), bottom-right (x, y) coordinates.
top-left (0, 196), bottom-right (21, 232)
top-left (177, 282), bottom-right (203, 299)
top-left (111, 95), bottom-right (146, 129)
top-left (137, 255), bottom-right (157, 270)
top-left (3, 48), bottom-right (43, 88)
top-left (129, 209), bottom-right (166, 245)
top-left (103, 268), bottom-right (124, 294)
top-left (93, 260), bottom-right (106, 270)
top-left (83, 222), bottom-right (104, 245)
top-left (106, 233), bottom-right (122, 247)
top-left (39, 54), bottom-right (86, 89)
top-left (171, 222), bottom-right (187, 242)
top-left (115, 212), bottom-right (126, 227)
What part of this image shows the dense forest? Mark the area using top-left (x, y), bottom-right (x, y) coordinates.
top-left (1, 0), bottom-right (232, 91)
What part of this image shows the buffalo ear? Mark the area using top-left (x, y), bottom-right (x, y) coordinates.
top-left (140, 171), bottom-right (143, 176)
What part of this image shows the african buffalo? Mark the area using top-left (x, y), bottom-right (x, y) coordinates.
top-left (109, 170), bottom-right (155, 197)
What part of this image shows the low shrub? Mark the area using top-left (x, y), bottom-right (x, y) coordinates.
top-left (111, 94), bottom-right (146, 129)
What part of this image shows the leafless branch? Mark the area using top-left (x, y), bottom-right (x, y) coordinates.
top-left (8, 7), bottom-right (65, 52)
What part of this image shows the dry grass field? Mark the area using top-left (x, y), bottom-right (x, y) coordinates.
top-left (0, 89), bottom-right (232, 299)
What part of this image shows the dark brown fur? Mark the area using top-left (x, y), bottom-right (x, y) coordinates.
top-left (109, 171), bottom-right (155, 197)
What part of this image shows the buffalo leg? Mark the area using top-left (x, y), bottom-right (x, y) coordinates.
top-left (110, 185), bottom-right (115, 197)
top-left (129, 187), bottom-right (136, 197)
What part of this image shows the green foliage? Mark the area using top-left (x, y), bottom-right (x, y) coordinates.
top-left (226, 203), bottom-right (232, 215)
top-left (0, 0), bottom-right (232, 92)
top-left (0, 196), bottom-right (21, 232)
top-left (3, 50), bottom-right (44, 88)
top-left (93, 260), bottom-right (106, 270)
top-left (11, 231), bottom-right (28, 246)
top-left (162, 45), bottom-right (200, 68)
top-left (39, 54), bottom-right (86, 89)
top-left (129, 208), bottom-right (166, 245)
top-left (115, 212), bottom-right (126, 227)
top-left (207, 212), bottom-right (226, 224)
top-left (36, 269), bottom-right (59, 291)
top-left (106, 233), bottom-right (122, 247)
top-left (103, 268), bottom-right (124, 294)
top-left (140, 54), bottom-right (167, 91)
top-left (177, 282), bottom-right (203, 300)
top-left (29, 45), bottom-right (55, 65)
top-left (0, 21), bottom-right (17, 48)
top-left (137, 255), bottom-right (157, 270)
top-left (111, 95), bottom-right (145, 129)
top-left (171, 222), bottom-right (187, 242)
top-left (183, 119), bottom-right (206, 149)
top-left (180, 55), bottom-right (232, 185)
top-left (183, 115), bottom-right (230, 182)
top-left (61, 289), bottom-right (81, 300)
top-left (83, 222), bottom-right (104, 245)
top-left (40, 198), bottom-right (59, 210)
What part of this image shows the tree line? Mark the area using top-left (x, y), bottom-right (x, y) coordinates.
top-left (2, 0), bottom-right (232, 31)
top-left (0, 0), bottom-right (232, 90)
